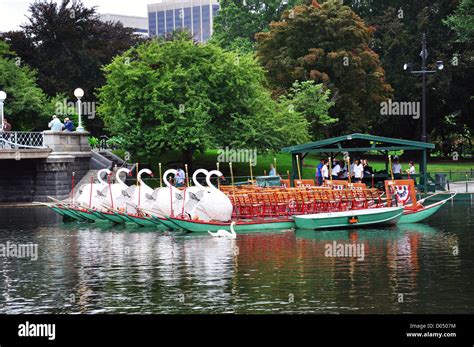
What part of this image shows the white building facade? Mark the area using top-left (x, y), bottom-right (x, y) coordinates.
top-left (100, 14), bottom-right (149, 36)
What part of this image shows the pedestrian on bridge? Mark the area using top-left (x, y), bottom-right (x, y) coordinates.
top-left (48, 115), bottom-right (63, 132)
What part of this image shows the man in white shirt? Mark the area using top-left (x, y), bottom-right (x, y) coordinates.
top-left (331, 160), bottom-right (341, 180)
top-left (392, 158), bottom-right (402, 176)
top-left (321, 160), bottom-right (329, 182)
top-left (353, 159), bottom-right (364, 182)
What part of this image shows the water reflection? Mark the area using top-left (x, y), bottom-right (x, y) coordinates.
top-left (0, 202), bottom-right (473, 314)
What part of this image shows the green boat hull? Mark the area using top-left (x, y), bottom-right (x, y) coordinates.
top-left (166, 217), bottom-right (295, 233)
top-left (399, 201), bottom-right (446, 224)
top-left (91, 210), bottom-right (127, 224)
top-left (294, 207), bottom-right (404, 230)
top-left (117, 212), bottom-right (167, 230)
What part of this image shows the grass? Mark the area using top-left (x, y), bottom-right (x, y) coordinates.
top-left (117, 149), bottom-right (474, 183)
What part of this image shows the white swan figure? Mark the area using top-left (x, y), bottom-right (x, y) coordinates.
top-left (99, 167), bottom-right (131, 209)
top-left (76, 168), bottom-right (111, 207)
top-left (193, 170), bottom-right (233, 222)
top-left (149, 169), bottom-right (183, 217)
top-left (177, 169), bottom-right (209, 217)
top-left (208, 221), bottom-right (237, 239)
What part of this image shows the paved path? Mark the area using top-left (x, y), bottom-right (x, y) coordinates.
top-left (447, 181), bottom-right (474, 193)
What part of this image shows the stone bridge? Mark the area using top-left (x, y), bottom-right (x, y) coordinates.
top-left (0, 131), bottom-right (91, 203)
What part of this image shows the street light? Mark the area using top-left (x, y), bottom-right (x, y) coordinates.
top-left (403, 34), bottom-right (444, 193)
top-left (0, 91), bottom-right (6, 132)
top-left (403, 33), bottom-right (443, 143)
top-left (74, 88), bottom-right (85, 132)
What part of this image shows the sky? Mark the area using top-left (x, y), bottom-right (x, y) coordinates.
top-left (0, 0), bottom-right (155, 32)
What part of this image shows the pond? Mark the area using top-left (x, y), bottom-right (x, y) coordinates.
top-left (0, 202), bottom-right (472, 314)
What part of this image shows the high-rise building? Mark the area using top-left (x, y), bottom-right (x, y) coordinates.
top-left (100, 14), bottom-right (149, 36)
top-left (147, 0), bottom-right (219, 43)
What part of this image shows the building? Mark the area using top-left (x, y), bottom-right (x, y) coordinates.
top-left (147, 0), bottom-right (219, 43)
top-left (100, 14), bottom-right (149, 36)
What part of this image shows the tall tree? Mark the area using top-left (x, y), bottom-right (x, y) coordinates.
top-left (1, 0), bottom-right (142, 135)
top-left (212, 0), bottom-right (303, 51)
top-left (345, 0), bottom-right (474, 154)
top-left (97, 36), bottom-right (310, 162)
top-left (0, 40), bottom-right (51, 131)
top-left (445, 0), bottom-right (474, 43)
top-left (256, 0), bottom-right (393, 135)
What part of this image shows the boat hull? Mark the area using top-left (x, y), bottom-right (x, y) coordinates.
top-left (166, 217), bottom-right (295, 233)
top-left (117, 212), bottom-right (168, 230)
top-left (400, 201), bottom-right (446, 223)
top-left (294, 207), bottom-right (404, 230)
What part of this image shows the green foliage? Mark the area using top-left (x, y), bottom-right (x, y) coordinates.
top-left (0, 40), bottom-right (50, 131)
top-left (97, 36), bottom-right (309, 160)
top-left (213, 0), bottom-right (303, 51)
top-left (1, 0), bottom-right (142, 135)
top-left (256, 0), bottom-right (393, 135)
top-left (344, 0), bottom-right (474, 155)
top-left (444, 0), bottom-right (474, 43)
top-left (88, 136), bottom-right (99, 148)
top-left (279, 80), bottom-right (336, 139)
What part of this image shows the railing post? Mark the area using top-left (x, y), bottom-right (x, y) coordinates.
top-left (14, 132), bottom-right (17, 149)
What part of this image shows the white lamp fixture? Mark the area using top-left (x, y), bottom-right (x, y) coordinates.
top-left (0, 91), bottom-right (6, 132)
top-left (74, 88), bottom-right (85, 132)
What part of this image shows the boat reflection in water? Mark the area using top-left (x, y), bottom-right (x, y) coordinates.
top-left (0, 203), bottom-right (471, 314)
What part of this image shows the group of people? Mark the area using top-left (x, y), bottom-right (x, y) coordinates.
top-left (316, 158), bottom-right (373, 185)
top-left (48, 115), bottom-right (75, 132)
top-left (315, 156), bottom-right (417, 185)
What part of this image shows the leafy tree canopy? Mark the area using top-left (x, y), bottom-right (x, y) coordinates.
top-left (445, 0), bottom-right (474, 43)
top-left (256, 0), bottom-right (393, 135)
top-left (212, 0), bottom-right (303, 52)
top-left (97, 35), bottom-right (311, 162)
top-left (1, 0), bottom-right (142, 135)
top-left (0, 40), bottom-right (51, 131)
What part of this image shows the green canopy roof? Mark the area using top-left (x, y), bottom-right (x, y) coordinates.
top-left (281, 133), bottom-right (434, 154)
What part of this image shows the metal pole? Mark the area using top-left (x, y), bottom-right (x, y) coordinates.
top-left (421, 34), bottom-right (427, 143)
top-left (0, 101), bottom-right (4, 132)
top-left (76, 98), bottom-right (83, 132)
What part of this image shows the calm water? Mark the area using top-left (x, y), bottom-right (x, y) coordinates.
top-left (0, 202), bottom-right (473, 314)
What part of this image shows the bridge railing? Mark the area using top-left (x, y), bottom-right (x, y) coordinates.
top-left (0, 131), bottom-right (46, 149)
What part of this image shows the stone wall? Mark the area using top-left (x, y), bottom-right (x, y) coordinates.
top-left (0, 132), bottom-right (92, 203)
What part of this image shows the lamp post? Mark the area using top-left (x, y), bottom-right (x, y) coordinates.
top-left (74, 88), bottom-right (85, 132)
top-left (0, 91), bottom-right (6, 131)
top-left (403, 33), bottom-right (444, 143)
top-left (403, 34), bottom-right (443, 192)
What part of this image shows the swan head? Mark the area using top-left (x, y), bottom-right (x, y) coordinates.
top-left (192, 169), bottom-right (209, 190)
top-left (97, 168), bottom-right (112, 184)
top-left (163, 169), bottom-right (178, 188)
top-left (138, 168), bottom-right (153, 181)
top-left (206, 170), bottom-right (223, 190)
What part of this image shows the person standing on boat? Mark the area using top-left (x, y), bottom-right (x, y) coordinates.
top-left (316, 159), bottom-right (324, 186)
top-left (353, 159), bottom-right (364, 182)
top-left (269, 164), bottom-right (277, 176)
top-left (321, 160), bottom-right (329, 183)
top-left (406, 161), bottom-right (416, 176)
top-left (331, 159), bottom-right (341, 180)
top-left (176, 167), bottom-right (185, 187)
top-left (392, 157), bottom-right (402, 178)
